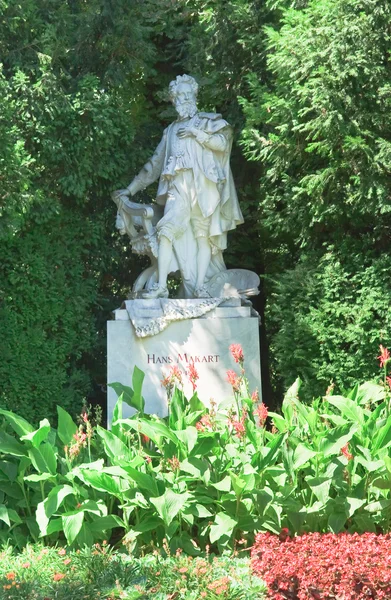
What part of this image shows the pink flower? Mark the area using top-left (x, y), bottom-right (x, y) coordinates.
top-left (187, 361), bottom-right (199, 392)
top-left (58, 548), bottom-right (66, 556)
top-left (226, 370), bottom-right (240, 392)
top-left (251, 389), bottom-right (259, 402)
top-left (255, 402), bottom-right (268, 427)
top-left (196, 413), bottom-right (213, 432)
top-left (341, 443), bottom-right (353, 461)
top-left (378, 345), bottom-right (390, 368)
top-left (230, 343), bottom-right (244, 364)
top-left (63, 558), bottom-right (71, 566)
top-left (161, 365), bottom-right (183, 390)
top-left (53, 572), bottom-right (65, 581)
top-left (22, 562), bottom-right (30, 568)
top-left (82, 412), bottom-right (88, 423)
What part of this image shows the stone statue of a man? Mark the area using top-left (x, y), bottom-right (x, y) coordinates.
top-left (118, 74), bottom-right (244, 299)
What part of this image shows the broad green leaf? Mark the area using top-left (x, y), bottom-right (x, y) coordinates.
top-left (210, 476), bottom-right (231, 492)
top-left (123, 465), bottom-right (159, 496)
top-left (293, 443), bottom-right (317, 469)
top-left (175, 427), bottom-right (197, 453)
top-left (97, 426), bottom-right (134, 464)
top-left (0, 505), bottom-right (10, 527)
top-left (0, 431), bottom-right (27, 457)
top-left (132, 517), bottom-right (163, 533)
top-left (150, 490), bottom-right (190, 527)
top-left (57, 406), bottom-right (77, 446)
top-left (132, 365), bottom-right (145, 414)
top-left (267, 412), bottom-right (288, 432)
top-left (357, 382), bottom-right (385, 406)
top-left (209, 512), bottom-right (237, 544)
top-left (345, 497), bottom-right (366, 517)
top-left (305, 476), bottom-right (331, 505)
top-left (184, 504), bottom-right (213, 518)
top-left (327, 395), bottom-right (366, 425)
top-left (260, 433), bottom-right (286, 469)
top-left (36, 484), bottom-right (75, 536)
top-left (62, 511), bottom-right (84, 545)
top-left (372, 419), bottom-right (391, 455)
top-left (320, 424), bottom-right (358, 457)
top-left (88, 515), bottom-right (126, 532)
top-left (365, 499), bottom-right (391, 513)
top-left (28, 443), bottom-right (57, 475)
top-left (109, 382), bottom-right (135, 410)
top-left (21, 419), bottom-right (51, 448)
top-left (111, 394), bottom-right (124, 439)
top-left (75, 469), bottom-right (127, 496)
top-left (115, 418), bottom-right (180, 447)
top-left (0, 408), bottom-right (34, 437)
top-left (229, 471), bottom-right (246, 497)
top-left (282, 378), bottom-right (301, 424)
top-left (328, 511), bottom-right (346, 533)
top-left (25, 472), bottom-right (53, 482)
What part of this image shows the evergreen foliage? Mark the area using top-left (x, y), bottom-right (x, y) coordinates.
top-left (1, 0), bottom-right (391, 418)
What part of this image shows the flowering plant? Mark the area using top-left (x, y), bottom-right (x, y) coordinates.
top-left (252, 531), bottom-right (391, 599)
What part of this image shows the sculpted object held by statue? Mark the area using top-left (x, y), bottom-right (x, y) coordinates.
top-left (112, 74), bottom-right (259, 301)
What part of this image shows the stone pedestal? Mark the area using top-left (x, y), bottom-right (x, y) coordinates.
top-left (107, 299), bottom-right (261, 426)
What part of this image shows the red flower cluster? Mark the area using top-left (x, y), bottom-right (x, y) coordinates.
top-left (187, 361), bottom-right (199, 392)
top-left (341, 443), bottom-right (353, 461)
top-left (255, 402), bottom-right (268, 427)
top-left (251, 531), bottom-right (391, 599)
top-left (196, 413), bottom-right (213, 432)
top-left (226, 369), bottom-right (241, 392)
top-left (378, 345), bottom-right (390, 369)
top-left (229, 343), bottom-right (244, 364)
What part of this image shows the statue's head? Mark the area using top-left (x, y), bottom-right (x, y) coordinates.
top-left (169, 74), bottom-right (198, 119)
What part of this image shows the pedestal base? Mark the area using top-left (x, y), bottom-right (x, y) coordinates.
top-left (107, 299), bottom-right (261, 426)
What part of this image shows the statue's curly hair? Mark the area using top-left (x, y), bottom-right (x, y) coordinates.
top-left (168, 74), bottom-right (198, 101)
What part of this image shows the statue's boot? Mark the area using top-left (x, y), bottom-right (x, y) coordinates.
top-left (142, 284), bottom-right (169, 299)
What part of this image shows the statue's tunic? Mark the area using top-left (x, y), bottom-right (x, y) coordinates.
top-left (131, 112), bottom-right (244, 253)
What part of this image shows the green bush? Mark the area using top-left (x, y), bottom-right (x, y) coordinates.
top-left (1, 347), bottom-right (391, 555)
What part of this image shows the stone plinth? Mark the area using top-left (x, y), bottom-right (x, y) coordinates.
top-left (107, 299), bottom-right (261, 426)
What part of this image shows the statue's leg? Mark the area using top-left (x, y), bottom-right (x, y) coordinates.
top-left (157, 235), bottom-right (173, 288)
top-left (195, 236), bottom-right (212, 290)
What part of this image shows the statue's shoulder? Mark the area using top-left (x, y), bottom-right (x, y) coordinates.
top-left (197, 112), bottom-right (223, 120)
top-left (196, 112), bottom-right (231, 133)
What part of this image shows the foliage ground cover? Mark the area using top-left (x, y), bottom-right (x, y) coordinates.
top-left (252, 531), bottom-right (391, 600)
top-left (0, 543), bottom-right (266, 600)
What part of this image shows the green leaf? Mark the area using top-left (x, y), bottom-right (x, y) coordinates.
top-left (62, 511), bottom-right (84, 545)
top-left (123, 465), bottom-right (159, 496)
top-left (88, 515), bottom-right (125, 532)
top-left (372, 419), bottom-right (391, 455)
top-left (97, 426), bottom-right (134, 464)
top-left (209, 512), bottom-right (237, 544)
top-left (320, 424), bottom-right (358, 457)
top-left (116, 418), bottom-right (180, 447)
top-left (293, 443), bottom-right (317, 469)
top-left (365, 499), bottom-right (391, 513)
top-left (21, 419), bottom-right (51, 448)
top-left (0, 505), bottom-right (10, 527)
top-left (36, 484), bottom-right (75, 536)
top-left (75, 469), bottom-right (127, 496)
top-left (175, 427), bottom-right (198, 453)
top-left (0, 431), bottom-right (27, 457)
top-left (25, 473), bottom-right (53, 482)
top-left (109, 382), bottom-right (135, 410)
top-left (305, 476), bottom-right (331, 505)
top-left (0, 408), bottom-right (34, 437)
top-left (150, 490), bottom-right (190, 527)
top-left (327, 395), bottom-right (366, 425)
top-left (211, 476), bottom-right (231, 492)
top-left (28, 443), bottom-right (57, 475)
top-left (328, 511), bottom-right (347, 533)
top-left (112, 394), bottom-right (124, 439)
top-left (57, 406), bottom-right (77, 446)
top-left (132, 366), bottom-right (145, 414)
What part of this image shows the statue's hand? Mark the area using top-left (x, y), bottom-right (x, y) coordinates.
top-left (177, 127), bottom-right (197, 139)
top-left (113, 188), bottom-right (131, 199)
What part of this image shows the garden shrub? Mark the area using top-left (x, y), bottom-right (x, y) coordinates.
top-left (1, 345), bottom-right (391, 554)
top-left (251, 531), bottom-right (391, 600)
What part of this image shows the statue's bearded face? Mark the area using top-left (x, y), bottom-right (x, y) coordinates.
top-left (173, 82), bottom-right (197, 118)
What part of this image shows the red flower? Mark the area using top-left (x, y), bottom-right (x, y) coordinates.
top-left (82, 412), bottom-right (88, 423)
top-left (53, 573), bottom-right (65, 582)
top-left (229, 343), bottom-right (244, 364)
top-left (161, 365), bottom-right (183, 390)
top-left (341, 443), bottom-right (353, 461)
top-left (255, 402), bottom-right (268, 427)
top-left (196, 414), bottom-right (213, 432)
top-left (6, 573), bottom-right (15, 581)
top-left (187, 361), bottom-right (199, 392)
top-left (251, 389), bottom-right (259, 402)
top-left (226, 369), bottom-right (240, 392)
top-left (377, 345), bottom-right (390, 368)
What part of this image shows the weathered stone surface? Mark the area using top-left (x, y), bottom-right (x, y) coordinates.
top-left (107, 309), bottom-right (261, 426)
